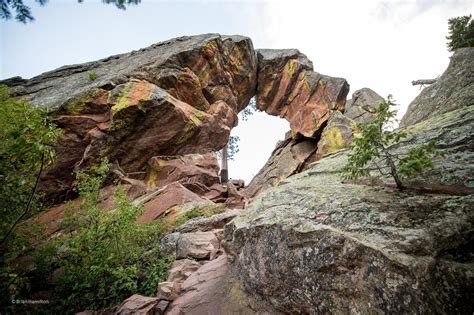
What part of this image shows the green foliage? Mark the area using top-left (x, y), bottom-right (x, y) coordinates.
top-left (240, 97), bottom-right (258, 122)
top-left (0, 0), bottom-right (141, 23)
top-left (0, 85), bottom-right (59, 313)
top-left (217, 98), bottom-right (258, 162)
top-left (35, 160), bottom-right (173, 313)
top-left (88, 71), bottom-right (98, 81)
top-left (341, 96), bottom-right (440, 189)
top-left (446, 15), bottom-right (474, 52)
top-left (0, 84), bottom-right (60, 242)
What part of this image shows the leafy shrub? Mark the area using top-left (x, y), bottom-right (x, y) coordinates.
top-left (0, 85), bottom-right (60, 314)
top-left (446, 15), bottom-right (474, 51)
top-left (0, 85), bottom-right (60, 242)
top-left (341, 96), bottom-right (440, 189)
top-left (35, 160), bottom-right (173, 313)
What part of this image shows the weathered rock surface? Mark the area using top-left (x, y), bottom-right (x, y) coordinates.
top-left (224, 103), bottom-right (474, 314)
top-left (174, 210), bottom-right (240, 233)
top-left (176, 231), bottom-right (220, 260)
top-left (314, 110), bottom-right (354, 161)
top-left (3, 34), bottom-right (257, 201)
top-left (401, 47), bottom-right (474, 127)
top-left (243, 132), bottom-right (318, 199)
top-left (116, 294), bottom-right (159, 315)
top-left (145, 153), bottom-right (220, 194)
top-left (224, 181), bottom-right (247, 209)
top-left (166, 255), bottom-right (257, 315)
top-left (256, 49), bottom-right (349, 138)
top-left (137, 183), bottom-right (206, 223)
top-left (344, 87), bottom-right (382, 124)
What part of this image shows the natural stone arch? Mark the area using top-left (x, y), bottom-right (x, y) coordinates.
top-left (2, 33), bottom-right (349, 202)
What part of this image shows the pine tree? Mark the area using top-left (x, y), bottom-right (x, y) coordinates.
top-left (446, 15), bottom-right (474, 52)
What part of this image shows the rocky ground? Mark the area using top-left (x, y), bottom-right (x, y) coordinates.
top-left (3, 35), bottom-right (473, 314)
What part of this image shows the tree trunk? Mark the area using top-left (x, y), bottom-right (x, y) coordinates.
top-left (381, 146), bottom-right (404, 190)
top-left (220, 144), bottom-right (229, 184)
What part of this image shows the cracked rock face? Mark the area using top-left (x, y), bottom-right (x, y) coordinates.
top-left (243, 133), bottom-right (318, 199)
top-left (224, 103), bottom-right (474, 314)
top-left (256, 49), bottom-right (349, 138)
top-left (4, 34), bottom-right (352, 204)
top-left (4, 34), bottom-right (257, 202)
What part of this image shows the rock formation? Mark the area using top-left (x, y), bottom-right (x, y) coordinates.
top-left (4, 34), bottom-right (257, 202)
top-left (224, 48), bottom-right (474, 314)
top-left (256, 49), bottom-right (349, 138)
top-left (344, 87), bottom-right (382, 124)
top-left (4, 34), bottom-right (473, 314)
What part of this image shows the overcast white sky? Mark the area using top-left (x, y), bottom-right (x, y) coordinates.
top-left (1, 0), bottom-right (472, 183)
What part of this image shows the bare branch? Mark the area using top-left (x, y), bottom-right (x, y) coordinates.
top-left (1, 153), bottom-right (45, 245)
top-left (411, 79), bottom-right (437, 86)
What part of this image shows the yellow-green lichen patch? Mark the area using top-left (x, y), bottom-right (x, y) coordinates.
top-left (190, 110), bottom-right (205, 126)
top-left (176, 120), bottom-right (197, 146)
top-left (112, 82), bottom-right (133, 112)
top-left (286, 59), bottom-right (298, 77)
top-left (63, 89), bottom-right (101, 115)
top-left (323, 126), bottom-right (347, 153)
top-left (146, 168), bottom-right (159, 189)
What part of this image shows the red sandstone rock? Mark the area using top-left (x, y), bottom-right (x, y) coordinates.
top-left (116, 294), bottom-right (159, 315)
top-left (256, 49), bottom-right (349, 138)
top-left (176, 231), bottom-right (220, 260)
top-left (145, 153), bottom-right (220, 195)
top-left (137, 183), bottom-right (205, 223)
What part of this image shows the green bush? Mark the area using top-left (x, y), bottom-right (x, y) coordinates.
top-left (341, 96), bottom-right (440, 189)
top-left (0, 85), bottom-right (60, 242)
top-left (0, 85), bottom-right (60, 314)
top-left (446, 15), bottom-right (474, 51)
top-left (35, 160), bottom-right (173, 313)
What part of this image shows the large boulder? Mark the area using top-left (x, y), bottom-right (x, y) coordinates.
top-left (176, 231), bottom-right (220, 260)
top-left (314, 110), bottom-right (354, 160)
top-left (137, 183), bottom-right (206, 223)
top-left (256, 49), bottom-right (350, 138)
top-left (145, 153), bottom-right (220, 195)
top-left (400, 47), bottom-right (474, 127)
top-left (3, 34), bottom-right (257, 201)
top-left (116, 294), bottom-right (159, 315)
top-left (344, 87), bottom-right (382, 124)
top-left (166, 255), bottom-right (258, 315)
top-left (224, 103), bottom-right (474, 314)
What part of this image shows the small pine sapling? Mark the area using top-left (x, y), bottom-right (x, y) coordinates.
top-left (341, 96), bottom-right (441, 190)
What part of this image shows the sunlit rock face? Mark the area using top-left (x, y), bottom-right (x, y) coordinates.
top-left (255, 49), bottom-right (350, 138)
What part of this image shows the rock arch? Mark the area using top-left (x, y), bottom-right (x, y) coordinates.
top-left (3, 33), bottom-right (349, 202)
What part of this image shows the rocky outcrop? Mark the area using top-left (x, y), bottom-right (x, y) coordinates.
top-left (243, 133), bottom-right (318, 199)
top-left (116, 294), bottom-right (159, 315)
top-left (4, 34), bottom-right (354, 205)
top-left (165, 254), bottom-right (257, 315)
top-left (145, 153), bottom-right (220, 195)
top-left (224, 101), bottom-right (474, 313)
top-left (256, 49), bottom-right (349, 138)
top-left (344, 87), bottom-right (382, 124)
top-left (314, 110), bottom-right (354, 160)
top-left (3, 34), bottom-right (257, 201)
top-left (401, 47), bottom-right (474, 127)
